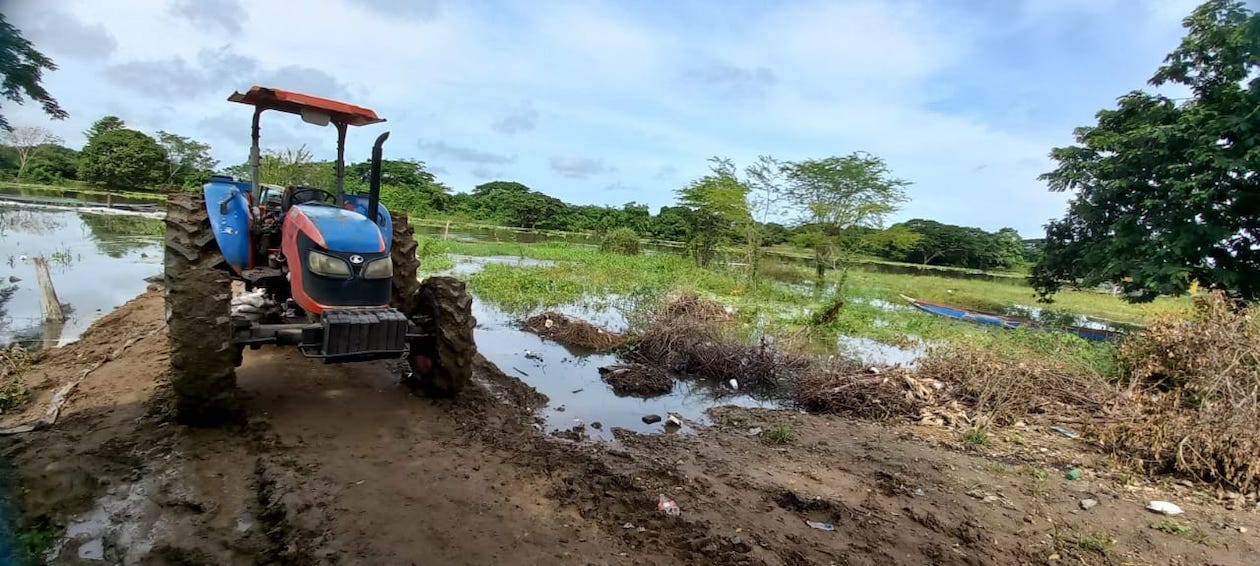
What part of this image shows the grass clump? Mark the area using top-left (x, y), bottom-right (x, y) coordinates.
top-left (599, 227), bottom-right (640, 256)
top-left (1150, 518), bottom-right (1191, 534)
top-left (1099, 292), bottom-right (1260, 492)
top-left (0, 344), bottom-right (31, 413)
top-left (1055, 529), bottom-right (1114, 556)
top-left (761, 423), bottom-right (797, 445)
top-left (961, 428), bottom-right (990, 446)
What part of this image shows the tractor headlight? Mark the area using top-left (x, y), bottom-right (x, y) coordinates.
top-left (308, 251), bottom-right (351, 277)
top-left (363, 257), bottom-right (393, 278)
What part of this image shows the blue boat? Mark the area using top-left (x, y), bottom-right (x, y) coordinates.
top-left (900, 295), bottom-right (1120, 342)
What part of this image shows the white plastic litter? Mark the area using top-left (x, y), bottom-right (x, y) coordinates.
top-left (657, 494), bottom-right (680, 516)
top-left (1146, 501), bottom-right (1184, 515)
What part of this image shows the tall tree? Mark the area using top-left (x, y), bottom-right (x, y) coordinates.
top-left (83, 115), bottom-right (125, 140)
top-left (155, 130), bottom-right (217, 188)
top-left (78, 128), bottom-right (168, 190)
top-left (1, 125), bottom-right (61, 178)
top-left (783, 152), bottom-right (909, 280)
top-left (0, 14), bottom-right (66, 131)
top-left (1032, 0), bottom-right (1260, 302)
top-left (743, 155), bottom-right (787, 283)
top-left (677, 157), bottom-right (751, 267)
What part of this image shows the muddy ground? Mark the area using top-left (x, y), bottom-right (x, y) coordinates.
top-left (1, 288), bottom-right (1256, 565)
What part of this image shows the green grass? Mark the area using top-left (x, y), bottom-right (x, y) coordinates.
top-left (761, 423), bottom-right (797, 445)
top-left (962, 428), bottom-right (991, 446)
top-left (1151, 518), bottom-right (1191, 534)
top-left (1055, 530), bottom-right (1114, 555)
top-left (0, 180), bottom-right (167, 201)
top-left (416, 236), bottom-right (1187, 375)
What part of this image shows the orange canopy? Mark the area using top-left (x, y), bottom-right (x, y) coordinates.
top-left (228, 86), bottom-right (384, 126)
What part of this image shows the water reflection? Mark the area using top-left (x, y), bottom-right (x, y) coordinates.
top-left (0, 204), bottom-right (161, 348)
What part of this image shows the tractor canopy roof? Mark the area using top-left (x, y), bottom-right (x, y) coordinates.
top-left (228, 86), bottom-right (384, 127)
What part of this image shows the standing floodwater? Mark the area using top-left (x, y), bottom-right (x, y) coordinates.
top-left (0, 204), bottom-right (162, 349)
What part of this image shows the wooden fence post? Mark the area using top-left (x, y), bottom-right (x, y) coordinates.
top-left (33, 257), bottom-right (65, 323)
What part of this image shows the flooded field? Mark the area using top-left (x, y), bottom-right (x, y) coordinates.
top-left (0, 204), bottom-right (162, 349)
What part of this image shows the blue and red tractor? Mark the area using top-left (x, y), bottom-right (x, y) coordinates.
top-left (163, 86), bottom-right (476, 422)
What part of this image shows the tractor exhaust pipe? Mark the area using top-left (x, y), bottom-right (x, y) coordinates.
top-left (368, 131), bottom-right (390, 224)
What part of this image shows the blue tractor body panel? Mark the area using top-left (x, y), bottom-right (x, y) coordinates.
top-left (290, 203), bottom-right (388, 253)
top-left (342, 193), bottom-right (393, 251)
top-left (204, 175), bottom-right (255, 272)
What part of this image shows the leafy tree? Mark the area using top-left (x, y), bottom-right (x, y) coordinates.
top-left (22, 144), bottom-right (78, 183)
top-left (78, 128), bottom-right (168, 189)
top-left (1032, 0), bottom-right (1260, 302)
top-left (677, 158), bottom-right (751, 266)
top-left (648, 205), bottom-right (691, 242)
top-left (83, 115), bottom-right (125, 141)
top-left (782, 152), bottom-right (909, 280)
top-left (0, 14), bottom-right (66, 131)
top-left (743, 155), bottom-right (788, 283)
top-left (864, 224), bottom-right (922, 260)
top-left (2, 125), bottom-right (61, 179)
top-left (156, 130), bottom-right (217, 188)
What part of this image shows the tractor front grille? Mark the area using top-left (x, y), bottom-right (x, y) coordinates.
top-left (320, 307), bottom-right (409, 357)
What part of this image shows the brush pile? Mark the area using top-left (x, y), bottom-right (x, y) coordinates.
top-left (795, 364), bottom-right (950, 421)
top-left (916, 344), bottom-right (1114, 427)
top-left (630, 292), bottom-right (811, 390)
top-left (523, 311), bottom-right (626, 351)
top-left (598, 363), bottom-right (673, 397)
top-left (1099, 292), bottom-right (1260, 492)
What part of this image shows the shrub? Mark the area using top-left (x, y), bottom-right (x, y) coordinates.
top-left (1099, 291), bottom-right (1260, 491)
top-left (599, 227), bottom-right (640, 256)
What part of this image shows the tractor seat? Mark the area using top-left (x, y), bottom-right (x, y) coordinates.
top-left (281, 186), bottom-right (336, 212)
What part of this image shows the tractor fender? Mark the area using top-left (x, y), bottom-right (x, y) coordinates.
top-left (203, 175), bottom-right (254, 272)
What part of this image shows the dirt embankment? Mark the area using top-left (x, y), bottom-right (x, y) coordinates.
top-left (1, 288), bottom-right (1257, 565)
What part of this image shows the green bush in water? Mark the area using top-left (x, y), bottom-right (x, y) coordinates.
top-left (600, 227), bottom-right (640, 256)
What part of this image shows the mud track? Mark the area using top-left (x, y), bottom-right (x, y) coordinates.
top-left (2, 288), bottom-right (1257, 565)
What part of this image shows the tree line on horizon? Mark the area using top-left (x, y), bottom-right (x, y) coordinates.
top-left (1, 0), bottom-right (1257, 302)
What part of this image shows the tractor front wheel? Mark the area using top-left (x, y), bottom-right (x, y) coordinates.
top-left (164, 192), bottom-right (238, 424)
top-left (406, 276), bottom-right (477, 396)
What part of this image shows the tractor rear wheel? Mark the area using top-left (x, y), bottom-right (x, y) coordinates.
top-left (387, 213), bottom-right (476, 396)
top-left (164, 192), bottom-right (237, 424)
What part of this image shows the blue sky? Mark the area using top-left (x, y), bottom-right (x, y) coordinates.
top-left (6, 0), bottom-right (1213, 236)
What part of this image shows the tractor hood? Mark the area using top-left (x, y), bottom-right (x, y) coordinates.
top-left (287, 204), bottom-right (386, 253)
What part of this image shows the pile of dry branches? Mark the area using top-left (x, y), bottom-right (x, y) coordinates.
top-left (795, 365), bottom-right (947, 421)
top-left (1099, 292), bottom-right (1260, 491)
top-left (522, 311), bottom-right (626, 351)
top-left (598, 363), bottom-right (674, 397)
top-left (916, 344), bottom-right (1115, 427)
top-left (629, 292), bottom-right (810, 390)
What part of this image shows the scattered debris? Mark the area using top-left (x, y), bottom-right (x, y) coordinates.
top-left (775, 490), bottom-right (832, 512)
top-left (912, 488), bottom-right (925, 497)
top-left (665, 414), bottom-right (682, 428)
top-left (805, 520), bottom-right (835, 531)
top-left (570, 388), bottom-right (583, 394)
top-left (1066, 469), bottom-right (1082, 480)
top-left (1147, 501), bottom-right (1184, 516)
top-left (523, 312), bottom-right (626, 351)
top-left (512, 366), bottom-right (529, 377)
top-left (7, 275), bottom-right (20, 283)
top-left (599, 364), bottom-right (673, 397)
top-left (642, 414), bottom-right (663, 425)
top-left (1080, 498), bottom-right (1098, 511)
top-left (657, 494), bottom-right (680, 516)
top-left (524, 350), bottom-right (543, 361)
top-left (747, 427), bottom-right (763, 436)
top-left (1052, 426), bottom-right (1079, 438)
top-left (590, 421), bottom-right (602, 430)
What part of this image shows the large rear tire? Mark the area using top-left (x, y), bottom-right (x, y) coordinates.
top-left (165, 192), bottom-right (237, 424)
top-left (388, 212), bottom-right (476, 396)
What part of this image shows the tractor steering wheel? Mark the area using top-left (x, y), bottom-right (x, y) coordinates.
top-left (282, 186), bottom-right (337, 211)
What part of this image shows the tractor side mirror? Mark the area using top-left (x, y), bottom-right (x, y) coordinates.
top-left (300, 108), bottom-right (331, 127)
